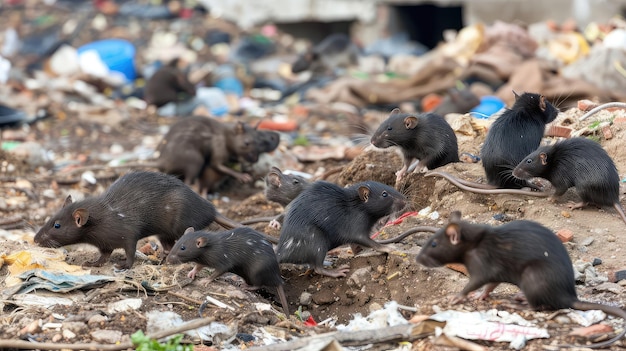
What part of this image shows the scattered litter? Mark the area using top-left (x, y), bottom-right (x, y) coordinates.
top-left (107, 298), bottom-right (143, 313)
top-left (429, 309), bottom-right (550, 345)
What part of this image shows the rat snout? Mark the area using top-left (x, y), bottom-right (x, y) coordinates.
top-left (512, 167), bottom-right (530, 180)
top-left (165, 253), bottom-right (181, 264)
top-left (415, 251), bottom-right (442, 268)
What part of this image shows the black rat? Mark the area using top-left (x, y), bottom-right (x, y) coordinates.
top-left (275, 180), bottom-right (406, 278)
top-left (166, 227), bottom-right (289, 316)
top-left (371, 108), bottom-right (460, 183)
top-left (34, 171), bottom-right (241, 269)
top-left (512, 137), bottom-right (626, 224)
top-left (416, 211), bottom-right (626, 348)
top-left (480, 91), bottom-right (558, 189)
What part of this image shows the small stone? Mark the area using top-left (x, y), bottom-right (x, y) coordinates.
top-left (613, 270), bottom-right (626, 282)
top-left (62, 329), bottom-right (76, 340)
top-left (580, 237), bottom-right (595, 246)
top-left (91, 329), bottom-right (123, 344)
top-left (20, 319), bottom-right (41, 335)
top-left (592, 258), bottom-right (602, 266)
top-left (593, 282), bottom-right (624, 294)
top-left (347, 267), bottom-right (372, 288)
top-left (42, 189), bottom-right (56, 199)
top-left (601, 124), bottom-right (613, 140)
top-left (556, 229), bottom-right (574, 242)
top-left (62, 321), bottom-right (87, 334)
top-left (299, 292), bottom-right (312, 306)
top-left (87, 314), bottom-right (107, 326)
top-left (368, 302), bottom-right (382, 313)
top-left (561, 211), bottom-right (571, 218)
top-left (312, 290), bottom-right (336, 305)
top-left (607, 235), bottom-right (616, 242)
top-left (52, 333), bottom-right (62, 342)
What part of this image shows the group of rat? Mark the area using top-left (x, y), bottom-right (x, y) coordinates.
top-left (33, 91), bottom-right (626, 348)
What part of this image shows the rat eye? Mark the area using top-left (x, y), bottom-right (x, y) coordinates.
top-left (526, 158), bottom-right (532, 164)
top-left (386, 126), bottom-right (392, 131)
top-left (180, 245), bottom-right (186, 251)
top-left (54, 222), bottom-right (61, 229)
top-left (382, 191), bottom-right (388, 197)
top-left (431, 240), bottom-right (437, 248)
top-left (293, 179), bottom-right (299, 184)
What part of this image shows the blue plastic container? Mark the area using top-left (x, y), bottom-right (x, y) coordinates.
top-left (470, 95), bottom-right (506, 119)
top-left (77, 39), bottom-right (136, 82)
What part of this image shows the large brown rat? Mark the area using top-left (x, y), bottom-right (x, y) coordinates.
top-left (371, 109), bottom-right (460, 183)
top-left (512, 137), bottom-right (626, 224)
top-left (156, 116), bottom-right (259, 195)
top-left (166, 227), bottom-right (289, 315)
top-left (416, 211), bottom-right (626, 348)
top-left (276, 180), bottom-right (406, 278)
top-left (34, 171), bottom-right (241, 269)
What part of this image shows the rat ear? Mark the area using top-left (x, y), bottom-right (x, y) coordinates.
top-left (404, 116), bottom-right (419, 129)
top-left (512, 90), bottom-right (520, 101)
top-left (539, 152), bottom-right (548, 165)
top-left (445, 223), bottom-right (462, 245)
top-left (196, 236), bottom-right (208, 248)
top-left (267, 172), bottom-right (282, 187)
top-left (358, 185), bottom-right (370, 202)
top-left (184, 227), bottom-right (195, 235)
top-left (390, 108), bottom-right (401, 116)
top-left (539, 95), bottom-right (546, 112)
top-left (450, 211), bottom-right (462, 222)
top-left (63, 195), bottom-right (73, 208)
top-left (72, 209), bottom-right (89, 227)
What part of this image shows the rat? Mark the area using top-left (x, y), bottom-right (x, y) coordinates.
top-left (156, 116), bottom-right (259, 195)
top-left (416, 211), bottom-right (626, 348)
top-left (276, 180), bottom-right (406, 278)
top-left (291, 33), bottom-right (359, 75)
top-left (144, 58), bottom-right (196, 108)
top-left (512, 137), bottom-right (626, 224)
top-left (480, 92), bottom-right (558, 189)
top-left (166, 227), bottom-right (290, 316)
top-left (33, 171), bottom-right (242, 269)
top-left (431, 87), bottom-right (480, 116)
top-left (371, 108), bottom-right (460, 183)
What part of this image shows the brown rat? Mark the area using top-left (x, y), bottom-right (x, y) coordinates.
top-left (276, 180), bottom-right (406, 278)
top-left (291, 33), bottom-right (359, 75)
top-left (512, 137), bottom-right (626, 224)
top-left (371, 109), bottom-right (460, 183)
top-left (166, 227), bottom-right (289, 315)
top-left (156, 116), bottom-right (259, 195)
top-left (144, 58), bottom-right (196, 108)
top-left (416, 211), bottom-right (626, 348)
top-left (34, 171), bottom-right (241, 269)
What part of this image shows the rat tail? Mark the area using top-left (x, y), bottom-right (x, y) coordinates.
top-left (565, 300), bottom-right (626, 349)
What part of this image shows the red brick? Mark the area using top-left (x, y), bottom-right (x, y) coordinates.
top-left (569, 324), bottom-right (613, 337)
top-left (556, 229), bottom-right (574, 243)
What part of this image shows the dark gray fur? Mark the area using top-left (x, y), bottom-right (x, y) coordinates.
top-left (34, 171), bottom-right (240, 269)
top-left (481, 92), bottom-right (558, 189)
top-left (291, 33), bottom-right (359, 74)
top-left (416, 211), bottom-right (626, 348)
top-left (513, 137), bottom-right (626, 224)
top-left (276, 180), bottom-right (406, 277)
top-left (166, 227), bottom-right (289, 315)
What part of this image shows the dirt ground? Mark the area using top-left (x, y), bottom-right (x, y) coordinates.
top-left (1, 105), bottom-right (626, 351)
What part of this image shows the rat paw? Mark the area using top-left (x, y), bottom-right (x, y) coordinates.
top-left (237, 174), bottom-right (253, 183)
top-left (315, 265), bottom-right (350, 278)
top-left (567, 201), bottom-right (587, 210)
top-left (449, 294), bottom-right (467, 305)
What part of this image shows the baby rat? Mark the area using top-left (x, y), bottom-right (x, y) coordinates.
top-left (34, 171), bottom-right (241, 269)
top-left (513, 137), bottom-right (626, 224)
top-left (166, 227), bottom-right (289, 316)
top-left (371, 108), bottom-right (460, 183)
top-left (480, 92), bottom-right (558, 189)
top-left (416, 211), bottom-right (626, 348)
top-left (276, 180), bottom-right (406, 278)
